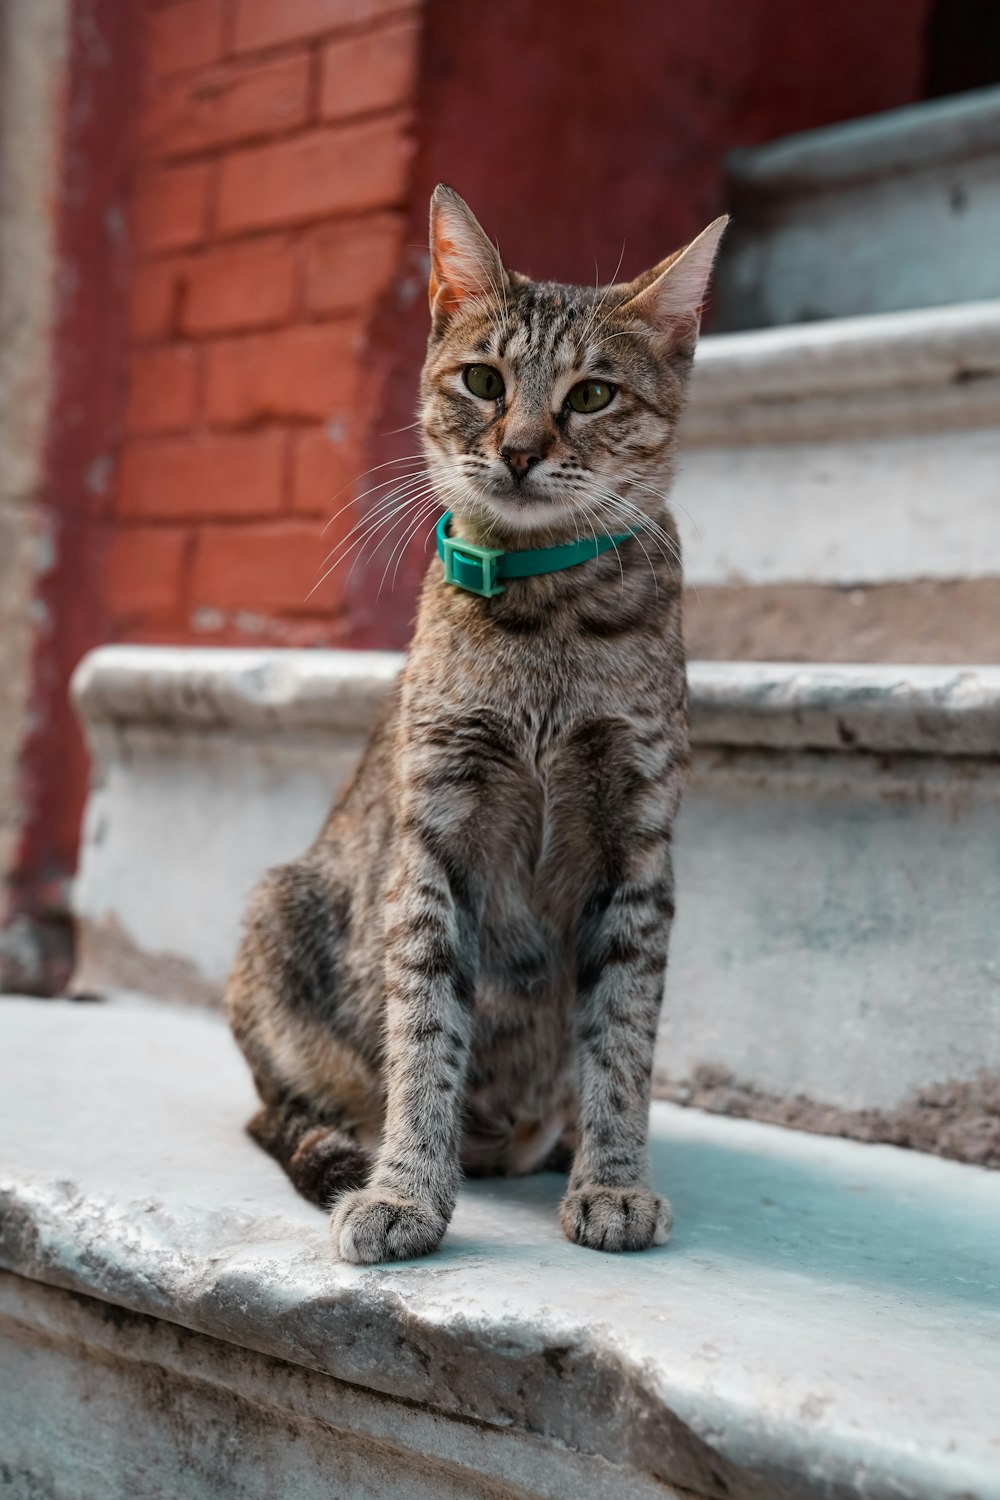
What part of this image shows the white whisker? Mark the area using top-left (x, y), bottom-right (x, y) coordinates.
top-left (379, 498), bottom-right (442, 598)
top-left (320, 475), bottom-right (436, 568)
top-left (321, 453), bottom-right (427, 535)
top-left (322, 468), bottom-right (431, 542)
top-left (309, 480), bottom-right (441, 598)
top-left (581, 239), bottom-right (627, 346)
top-left (348, 493), bottom-right (439, 590)
top-left (588, 493), bottom-right (661, 604)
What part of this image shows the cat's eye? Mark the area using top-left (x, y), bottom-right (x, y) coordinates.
top-left (464, 364), bottom-right (505, 401)
top-left (567, 379), bottom-right (616, 414)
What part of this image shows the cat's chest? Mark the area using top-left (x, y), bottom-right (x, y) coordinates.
top-left (499, 676), bottom-right (664, 889)
top-left (519, 642), bottom-right (665, 766)
top-left (497, 621), bottom-right (649, 719)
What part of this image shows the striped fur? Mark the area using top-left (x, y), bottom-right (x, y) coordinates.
top-left (226, 187), bottom-right (727, 1262)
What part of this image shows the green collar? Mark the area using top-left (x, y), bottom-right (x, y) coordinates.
top-left (436, 511), bottom-right (637, 598)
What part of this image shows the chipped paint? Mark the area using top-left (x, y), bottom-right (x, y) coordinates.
top-left (662, 1066), bottom-right (1000, 1169)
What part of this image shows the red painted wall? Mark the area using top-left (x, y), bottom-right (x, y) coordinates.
top-left (8, 0), bottom-right (932, 988)
top-left (7, 0), bottom-right (142, 990)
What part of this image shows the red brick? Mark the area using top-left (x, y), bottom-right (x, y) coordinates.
top-left (113, 622), bottom-right (201, 646)
top-left (234, 0), bottom-right (415, 54)
top-left (320, 18), bottom-right (419, 121)
top-left (107, 526), bottom-right (190, 616)
top-left (148, 0), bottom-right (225, 77)
top-left (118, 433), bottom-right (286, 518)
top-left (126, 346), bottom-right (199, 434)
top-left (205, 322), bottom-right (362, 426)
top-left (292, 424), bottom-right (363, 512)
top-left (129, 257), bottom-right (187, 341)
top-left (191, 521), bottom-right (337, 611)
top-left (217, 118), bottom-right (413, 235)
top-left (133, 162), bottom-right (211, 252)
top-left (180, 237), bottom-right (298, 335)
top-left (141, 53), bottom-right (310, 160)
top-left (303, 212), bottom-right (403, 314)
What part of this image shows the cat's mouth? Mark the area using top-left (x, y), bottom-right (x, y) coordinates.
top-left (475, 484), bottom-right (579, 535)
top-left (486, 475), bottom-right (550, 505)
top-left (433, 451), bottom-right (579, 533)
top-left (480, 463), bottom-right (568, 510)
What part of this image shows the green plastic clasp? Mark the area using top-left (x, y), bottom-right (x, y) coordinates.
top-left (438, 520), bottom-right (505, 598)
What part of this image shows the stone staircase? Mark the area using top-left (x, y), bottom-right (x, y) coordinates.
top-left (69, 645), bottom-right (1000, 1167)
top-left (679, 89), bottom-right (1000, 664)
top-left (2, 641), bottom-right (995, 1495)
top-left (4, 89), bottom-right (1000, 1500)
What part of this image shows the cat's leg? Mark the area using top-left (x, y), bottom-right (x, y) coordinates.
top-left (329, 817), bottom-right (480, 1263)
top-left (561, 860), bottom-right (674, 1251)
top-left (329, 717), bottom-right (528, 1264)
top-left (558, 722), bottom-right (681, 1252)
top-left (248, 1100), bottom-right (371, 1208)
top-left (227, 860), bottom-right (383, 1208)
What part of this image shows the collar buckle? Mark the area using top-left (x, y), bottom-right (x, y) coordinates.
top-left (439, 531), bottom-right (505, 598)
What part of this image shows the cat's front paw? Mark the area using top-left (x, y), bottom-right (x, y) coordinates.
top-left (560, 1185), bottom-right (672, 1252)
top-left (330, 1188), bottom-right (447, 1264)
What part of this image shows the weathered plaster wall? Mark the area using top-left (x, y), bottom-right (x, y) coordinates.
top-left (6, 0), bottom-right (426, 990)
top-left (0, 0), bottom-right (70, 980)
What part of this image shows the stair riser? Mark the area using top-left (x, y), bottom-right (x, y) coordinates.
top-left (675, 426), bottom-right (1000, 588)
top-left (671, 751), bottom-right (1000, 1125)
top-left (719, 159), bottom-right (1000, 329)
top-left (713, 88), bottom-right (1000, 329)
top-left (0, 1275), bottom-right (680, 1500)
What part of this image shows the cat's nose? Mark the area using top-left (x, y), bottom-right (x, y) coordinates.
top-left (500, 446), bottom-right (542, 481)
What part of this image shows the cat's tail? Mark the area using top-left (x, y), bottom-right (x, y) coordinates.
top-left (248, 1101), bottom-right (372, 1209)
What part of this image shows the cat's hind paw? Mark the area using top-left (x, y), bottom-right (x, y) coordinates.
top-left (559, 1185), bottom-right (671, 1252)
top-left (330, 1188), bottom-right (447, 1264)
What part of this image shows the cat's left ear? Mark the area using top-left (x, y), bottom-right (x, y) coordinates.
top-left (620, 215), bottom-right (729, 352)
top-left (429, 184), bottom-right (508, 332)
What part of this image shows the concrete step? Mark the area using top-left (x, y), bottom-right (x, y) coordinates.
top-left (675, 299), bottom-right (1000, 594)
top-left (71, 646), bottom-right (1000, 1166)
top-left (2, 996), bottom-right (998, 1500)
top-left (713, 85), bottom-right (1000, 330)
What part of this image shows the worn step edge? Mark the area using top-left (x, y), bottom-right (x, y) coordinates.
top-left (0, 1274), bottom-right (684, 1500)
top-left (72, 646), bottom-right (1000, 758)
top-left (688, 300), bottom-right (1000, 417)
top-left (725, 84), bottom-right (1000, 193)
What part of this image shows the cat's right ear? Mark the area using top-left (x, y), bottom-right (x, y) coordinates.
top-left (620, 215), bottom-right (729, 354)
top-left (429, 184), bottom-right (507, 332)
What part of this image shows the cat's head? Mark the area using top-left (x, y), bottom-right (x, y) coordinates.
top-left (420, 184), bottom-right (727, 545)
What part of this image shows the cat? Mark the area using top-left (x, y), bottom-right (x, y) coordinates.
top-left (226, 185), bottom-right (727, 1264)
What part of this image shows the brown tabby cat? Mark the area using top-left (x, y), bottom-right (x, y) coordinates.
top-left (226, 186), bottom-right (727, 1263)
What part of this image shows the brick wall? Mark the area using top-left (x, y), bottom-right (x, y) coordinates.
top-left (115, 0), bottom-right (422, 648)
